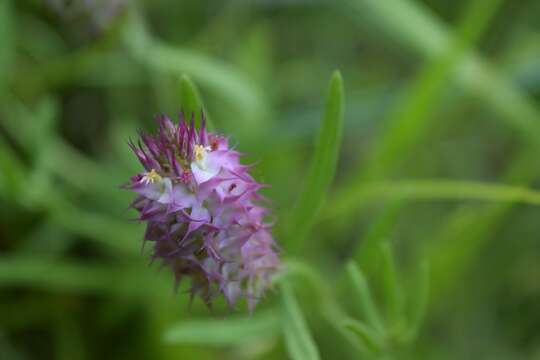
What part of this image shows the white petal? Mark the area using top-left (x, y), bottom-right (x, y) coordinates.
top-left (191, 162), bottom-right (220, 184)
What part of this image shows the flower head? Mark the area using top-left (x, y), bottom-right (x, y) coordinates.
top-left (125, 114), bottom-right (280, 310)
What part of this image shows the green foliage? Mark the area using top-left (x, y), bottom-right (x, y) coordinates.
top-left (328, 179), bottom-right (540, 220)
top-left (123, 9), bottom-right (264, 125)
top-left (280, 281), bottom-right (320, 360)
top-left (286, 71), bottom-right (344, 253)
top-left (164, 310), bottom-right (281, 346)
top-left (0, 0), bottom-right (14, 88)
top-left (344, 251), bottom-right (430, 354)
top-left (346, 262), bottom-right (384, 333)
top-left (178, 74), bottom-right (214, 130)
top-left (2, 0), bottom-right (540, 359)
top-left (342, 318), bottom-right (383, 353)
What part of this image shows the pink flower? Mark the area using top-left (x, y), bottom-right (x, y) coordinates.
top-left (124, 114), bottom-right (280, 310)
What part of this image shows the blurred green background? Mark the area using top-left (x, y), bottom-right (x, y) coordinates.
top-left (2, 0), bottom-right (540, 359)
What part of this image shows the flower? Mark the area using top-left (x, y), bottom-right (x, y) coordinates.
top-left (124, 114), bottom-right (280, 310)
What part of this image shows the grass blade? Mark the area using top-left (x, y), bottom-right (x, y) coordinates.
top-left (0, 0), bottom-right (14, 88)
top-left (342, 318), bottom-right (383, 353)
top-left (346, 262), bottom-right (384, 333)
top-left (404, 260), bottom-right (430, 342)
top-left (123, 10), bottom-right (263, 123)
top-left (327, 179), bottom-right (540, 219)
top-left (338, 0), bottom-right (540, 176)
top-left (426, 151), bottom-right (538, 314)
top-left (164, 310), bottom-right (281, 346)
top-left (281, 282), bottom-right (320, 360)
top-left (354, 199), bottom-right (404, 272)
top-left (0, 257), bottom-right (155, 294)
top-left (178, 74), bottom-right (214, 131)
top-left (344, 0), bottom-right (540, 151)
top-left (345, 0), bottom-right (504, 182)
top-left (379, 243), bottom-right (402, 323)
top-left (287, 71), bottom-right (344, 253)
top-left (0, 140), bottom-right (25, 197)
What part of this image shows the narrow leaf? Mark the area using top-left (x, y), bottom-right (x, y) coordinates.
top-left (343, 318), bottom-right (383, 353)
top-left (404, 260), bottom-right (430, 342)
top-left (379, 243), bottom-right (402, 323)
top-left (344, 0), bottom-right (505, 182)
top-left (178, 74), bottom-right (214, 131)
top-left (0, 257), bottom-right (159, 294)
top-left (287, 71), bottom-right (344, 253)
top-left (327, 179), bottom-right (540, 220)
top-left (164, 310), bottom-right (281, 346)
top-left (0, 141), bottom-right (25, 197)
top-left (354, 199), bottom-right (404, 272)
top-left (281, 282), bottom-right (320, 360)
top-left (123, 10), bottom-right (263, 122)
top-left (0, 0), bottom-right (14, 87)
top-left (346, 262), bottom-right (384, 333)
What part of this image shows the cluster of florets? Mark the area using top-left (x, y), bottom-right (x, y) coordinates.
top-left (125, 114), bottom-right (280, 310)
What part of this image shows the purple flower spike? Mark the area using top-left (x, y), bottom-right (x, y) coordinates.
top-left (124, 114), bottom-right (281, 311)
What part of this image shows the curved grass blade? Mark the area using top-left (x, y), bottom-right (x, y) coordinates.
top-left (343, 0), bottom-right (540, 152)
top-left (379, 243), bottom-right (402, 324)
top-left (0, 141), bottom-right (25, 197)
top-left (123, 10), bottom-right (263, 123)
top-left (425, 152), bottom-right (539, 315)
top-left (287, 71), bottom-right (344, 253)
top-left (281, 282), bottom-right (320, 360)
top-left (0, 255), bottom-right (160, 297)
top-left (354, 199), bottom-right (404, 272)
top-left (344, 0), bottom-right (504, 182)
top-left (326, 179), bottom-right (540, 219)
top-left (346, 262), bottom-right (384, 333)
top-left (0, 0), bottom-right (14, 88)
top-left (342, 318), bottom-right (383, 353)
top-left (403, 260), bottom-right (430, 343)
top-left (164, 310), bottom-right (281, 346)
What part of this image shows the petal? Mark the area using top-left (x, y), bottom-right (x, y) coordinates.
top-left (156, 178), bottom-right (173, 204)
top-left (206, 150), bottom-right (240, 172)
top-left (188, 205), bottom-right (210, 232)
top-left (131, 180), bottom-right (164, 201)
top-left (168, 184), bottom-right (197, 211)
top-left (190, 161), bottom-right (220, 184)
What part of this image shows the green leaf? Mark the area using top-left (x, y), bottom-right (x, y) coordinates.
top-left (164, 310), bottom-right (281, 346)
top-left (342, 318), bottom-right (383, 353)
top-left (346, 262), bottom-right (384, 333)
top-left (0, 257), bottom-right (169, 297)
top-left (281, 282), bottom-right (320, 360)
top-left (178, 74), bottom-right (214, 131)
top-left (428, 203), bottom-right (509, 302)
top-left (0, 140), bottom-right (25, 197)
top-left (123, 10), bottom-right (263, 123)
top-left (43, 192), bottom-right (141, 257)
top-left (404, 260), bottom-right (430, 342)
top-left (345, 0), bottom-right (504, 182)
top-left (379, 243), bottom-right (402, 323)
top-left (0, 0), bottom-right (14, 87)
top-left (287, 71), bottom-right (344, 253)
top-left (0, 95), bottom-right (58, 154)
top-left (354, 199), bottom-right (404, 272)
top-left (428, 152), bottom-right (538, 305)
top-left (326, 179), bottom-right (540, 220)
top-left (331, 0), bottom-right (510, 229)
